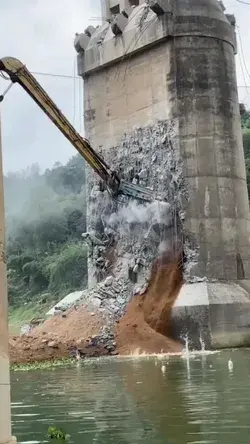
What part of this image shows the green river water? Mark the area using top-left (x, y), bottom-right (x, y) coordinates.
top-left (11, 349), bottom-right (250, 443)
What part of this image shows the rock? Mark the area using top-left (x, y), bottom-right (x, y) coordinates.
top-left (54, 308), bottom-right (63, 316)
top-left (129, 258), bottom-right (136, 268)
top-left (96, 256), bottom-right (105, 264)
top-left (91, 185), bottom-right (101, 199)
top-left (20, 324), bottom-right (31, 335)
top-left (48, 341), bottom-right (58, 348)
top-left (138, 169), bottom-right (147, 179)
top-left (133, 264), bottom-right (139, 274)
top-left (91, 298), bottom-right (102, 308)
top-left (30, 317), bottom-right (44, 326)
top-left (161, 134), bottom-right (167, 144)
top-left (104, 276), bottom-right (113, 287)
top-left (117, 296), bottom-right (126, 305)
top-left (78, 349), bottom-right (86, 357)
top-left (106, 344), bottom-right (115, 352)
top-left (91, 312), bottom-right (96, 316)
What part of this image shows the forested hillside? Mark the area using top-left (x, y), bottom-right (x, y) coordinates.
top-left (5, 154), bottom-right (88, 307)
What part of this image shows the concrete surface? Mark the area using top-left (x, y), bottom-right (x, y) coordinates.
top-left (101, 1), bottom-right (145, 20)
top-left (0, 116), bottom-right (16, 444)
top-left (46, 290), bottom-right (86, 316)
top-left (172, 281), bottom-right (250, 350)
top-left (76, 0), bottom-right (250, 348)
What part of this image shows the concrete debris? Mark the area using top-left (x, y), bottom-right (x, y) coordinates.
top-left (74, 33), bottom-right (90, 53)
top-left (20, 325), bottom-right (31, 335)
top-left (225, 13), bottom-right (236, 27)
top-left (87, 120), bottom-right (198, 294)
top-left (148, 0), bottom-right (167, 16)
top-left (218, 1), bottom-right (226, 12)
top-left (104, 276), bottom-right (113, 287)
top-left (111, 12), bottom-right (128, 35)
top-left (84, 25), bottom-right (96, 37)
top-left (48, 341), bottom-right (58, 348)
top-left (122, 7), bottom-right (133, 19)
top-left (70, 326), bottom-right (118, 358)
top-left (49, 277), bottom-right (133, 324)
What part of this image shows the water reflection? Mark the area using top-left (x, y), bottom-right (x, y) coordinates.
top-left (11, 349), bottom-right (250, 443)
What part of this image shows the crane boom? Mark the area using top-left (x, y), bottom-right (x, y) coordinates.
top-left (0, 57), bottom-right (155, 203)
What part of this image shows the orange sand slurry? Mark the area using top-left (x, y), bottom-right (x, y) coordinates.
top-left (116, 252), bottom-right (184, 355)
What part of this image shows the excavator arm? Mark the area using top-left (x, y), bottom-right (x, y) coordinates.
top-left (0, 57), bottom-right (154, 203)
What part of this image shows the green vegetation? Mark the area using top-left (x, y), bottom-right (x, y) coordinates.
top-left (5, 154), bottom-right (88, 310)
top-left (242, 109), bottom-right (250, 130)
top-left (11, 358), bottom-right (74, 372)
top-left (47, 426), bottom-right (70, 441)
top-left (8, 303), bottom-right (50, 335)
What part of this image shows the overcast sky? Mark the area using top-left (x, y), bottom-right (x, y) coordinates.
top-left (0, 0), bottom-right (249, 173)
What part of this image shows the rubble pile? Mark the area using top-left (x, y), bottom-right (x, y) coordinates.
top-left (10, 305), bottom-right (118, 364)
top-left (84, 276), bottom-right (131, 318)
top-left (9, 333), bottom-right (117, 365)
top-left (86, 119), bottom-right (196, 292)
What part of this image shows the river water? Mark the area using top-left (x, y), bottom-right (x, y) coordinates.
top-left (11, 349), bottom-right (250, 444)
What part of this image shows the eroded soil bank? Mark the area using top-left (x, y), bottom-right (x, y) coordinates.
top-left (10, 253), bottom-right (184, 364)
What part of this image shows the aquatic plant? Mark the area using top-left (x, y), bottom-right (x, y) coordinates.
top-left (47, 426), bottom-right (70, 441)
top-left (10, 358), bottom-right (74, 372)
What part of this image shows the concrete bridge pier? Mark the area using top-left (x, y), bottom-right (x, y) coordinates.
top-left (75, 0), bottom-right (250, 350)
top-left (0, 116), bottom-right (16, 444)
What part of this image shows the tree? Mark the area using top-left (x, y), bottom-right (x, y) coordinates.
top-left (5, 154), bottom-right (87, 307)
top-left (242, 110), bottom-right (250, 130)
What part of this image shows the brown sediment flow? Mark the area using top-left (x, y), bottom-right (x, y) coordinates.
top-left (116, 252), bottom-right (184, 355)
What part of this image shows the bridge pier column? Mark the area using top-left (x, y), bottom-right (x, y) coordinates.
top-left (0, 115), bottom-right (17, 444)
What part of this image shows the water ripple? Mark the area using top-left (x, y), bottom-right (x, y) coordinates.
top-left (11, 349), bottom-right (250, 444)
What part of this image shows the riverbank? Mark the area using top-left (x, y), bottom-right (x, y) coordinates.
top-left (9, 253), bottom-right (184, 365)
top-left (9, 304), bottom-right (117, 365)
top-left (9, 334), bottom-right (115, 365)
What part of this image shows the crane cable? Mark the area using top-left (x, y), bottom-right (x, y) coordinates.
top-left (235, 0), bottom-right (250, 5)
top-left (0, 81), bottom-right (14, 102)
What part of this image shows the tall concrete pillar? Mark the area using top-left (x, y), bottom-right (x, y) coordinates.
top-left (100, 0), bottom-right (111, 20)
top-left (101, 0), bottom-right (141, 18)
top-left (75, 0), bottom-right (250, 349)
top-left (0, 115), bottom-right (16, 444)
